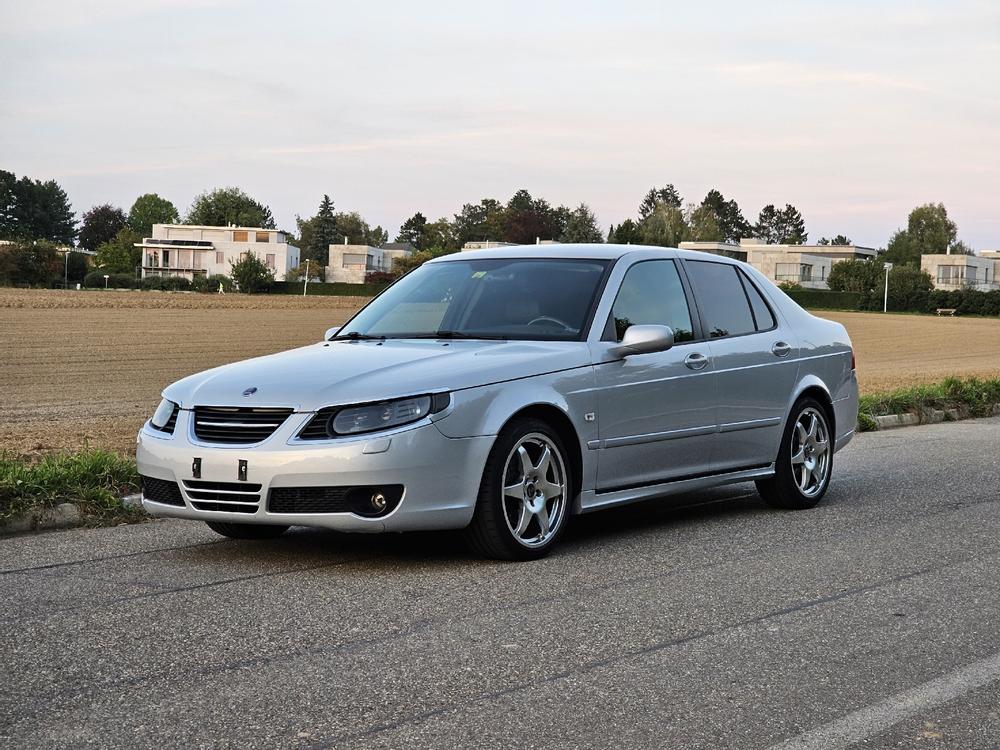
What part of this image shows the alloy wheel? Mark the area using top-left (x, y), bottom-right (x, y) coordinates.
top-left (791, 407), bottom-right (830, 497)
top-left (501, 433), bottom-right (568, 549)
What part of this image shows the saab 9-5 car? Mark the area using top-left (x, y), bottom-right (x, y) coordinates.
top-left (137, 245), bottom-right (858, 560)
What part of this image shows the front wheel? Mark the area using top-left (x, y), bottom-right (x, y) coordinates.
top-left (464, 418), bottom-right (572, 560)
top-left (756, 398), bottom-right (833, 510)
top-left (205, 521), bottom-right (289, 539)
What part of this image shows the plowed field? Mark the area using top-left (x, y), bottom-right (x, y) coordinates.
top-left (3, 289), bottom-right (999, 456)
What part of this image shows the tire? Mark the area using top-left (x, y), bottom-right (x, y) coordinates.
top-left (205, 521), bottom-right (289, 539)
top-left (756, 397), bottom-right (833, 510)
top-left (464, 418), bottom-right (572, 561)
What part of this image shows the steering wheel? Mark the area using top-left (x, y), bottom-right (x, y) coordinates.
top-left (527, 315), bottom-right (574, 332)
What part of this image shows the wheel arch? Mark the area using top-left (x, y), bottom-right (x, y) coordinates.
top-left (497, 404), bottom-right (584, 507)
top-left (790, 377), bottom-right (836, 437)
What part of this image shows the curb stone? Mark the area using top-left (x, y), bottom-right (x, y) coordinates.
top-left (1, 502), bottom-right (81, 535)
top-left (868, 403), bottom-right (996, 431)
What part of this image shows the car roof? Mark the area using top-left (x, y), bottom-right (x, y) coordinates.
top-left (430, 243), bottom-right (741, 265)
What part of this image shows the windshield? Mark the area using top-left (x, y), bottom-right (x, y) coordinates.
top-left (338, 258), bottom-right (610, 341)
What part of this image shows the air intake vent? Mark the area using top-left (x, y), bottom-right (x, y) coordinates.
top-left (268, 485), bottom-right (403, 516)
top-left (141, 476), bottom-right (184, 506)
top-left (193, 407), bottom-right (292, 445)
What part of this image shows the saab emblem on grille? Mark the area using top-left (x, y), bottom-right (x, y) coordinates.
top-left (242, 387), bottom-right (258, 397)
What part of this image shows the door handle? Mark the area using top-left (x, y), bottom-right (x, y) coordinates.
top-left (771, 341), bottom-right (792, 358)
top-left (684, 352), bottom-right (709, 370)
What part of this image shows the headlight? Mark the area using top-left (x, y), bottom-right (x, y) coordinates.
top-left (299, 393), bottom-right (450, 439)
top-left (150, 398), bottom-right (178, 432)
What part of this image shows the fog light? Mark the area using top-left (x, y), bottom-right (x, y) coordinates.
top-left (371, 493), bottom-right (387, 511)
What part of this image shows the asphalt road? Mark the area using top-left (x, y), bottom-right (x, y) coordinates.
top-left (3, 418), bottom-right (1000, 749)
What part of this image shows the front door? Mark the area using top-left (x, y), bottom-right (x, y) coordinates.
top-left (592, 259), bottom-right (717, 492)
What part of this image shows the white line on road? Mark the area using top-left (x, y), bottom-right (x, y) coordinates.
top-left (767, 651), bottom-right (1000, 750)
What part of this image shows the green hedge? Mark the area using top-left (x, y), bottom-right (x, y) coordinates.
top-left (786, 289), bottom-right (862, 310)
top-left (271, 280), bottom-right (389, 297)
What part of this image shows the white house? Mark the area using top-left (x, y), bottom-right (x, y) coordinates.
top-left (327, 242), bottom-right (413, 283)
top-left (921, 252), bottom-right (1000, 291)
top-left (135, 224), bottom-right (300, 281)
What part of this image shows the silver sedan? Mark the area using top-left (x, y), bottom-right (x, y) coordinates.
top-left (137, 245), bottom-right (858, 559)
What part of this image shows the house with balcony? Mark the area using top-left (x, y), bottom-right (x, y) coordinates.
top-left (921, 253), bottom-right (1000, 291)
top-left (327, 243), bottom-right (413, 283)
top-left (738, 239), bottom-right (877, 290)
top-left (135, 224), bottom-right (300, 281)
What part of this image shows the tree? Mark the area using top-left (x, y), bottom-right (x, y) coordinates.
top-left (422, 218), bottom-right (459, 251)
top-left (608, 219), bottom-right (642, 245)
top-left (887, 266), bottom-right (934, 310)
top-left (638, 185), bottom-right (682, 220)
top-left (396, 212), bottom-right (429, 249)
top-left (827, 258), bottom-right (883, 293)
top-left (640, 204), bottom-right (687, 247)
top-left (560, 203), bottom-right (603, 243)
top-left (186, 187), bottom-right (275, 228)
top-left (817, 234), bottom-right (852, 246)
top-left (686, 204), bottom-right (723, 242)
top-left (700, 189), bottom-right (750, 243)
top-left (127, 193), bottom-right (178, 236)
top-left (883, 203), bottom-right (959, 266)
top-left (78, 204), bottom-right (127, 251)
top-left (0, 240), bottom-right (62, 285)
top-left (754, 204), bottom-right (807, 244)
top-left (94, 228), bottom-right (142, 274)
top-left (335, 211), bottom-right (384, 247)
top-left (229, 251), bottom-right (275, 293)
top-left (303, 194), bottom-right (340, 263)
top-left (503, 189), bottom-right (562, 245)
top-left (0, 170), bottom-right (15, 240)
top-left (5, 174), bottom-right (77, 243)
top-left (453, 199), bottom-right (506, 245)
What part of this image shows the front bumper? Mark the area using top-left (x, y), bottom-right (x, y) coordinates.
top-left (136, 411), bottom-right (494, 532)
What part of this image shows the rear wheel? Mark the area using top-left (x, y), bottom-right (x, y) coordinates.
top-left (464, 418), bottom-right (571, 560)
top-left (756, 397), bottom-right (833, 510)
top-left (205, 521), bottom-right (289, 539)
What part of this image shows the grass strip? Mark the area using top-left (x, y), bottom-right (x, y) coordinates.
top-left (858, 376), bottom-right (1000, 431)
top-left (0, 449), bottom-right (141, 526)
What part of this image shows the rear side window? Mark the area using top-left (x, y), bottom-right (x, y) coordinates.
top-left (684, 261), bottom-right (756, 338)
top-left (740, 271), bottom-right (776, 331)
top-left (608, 260), bottom-right (694, 342)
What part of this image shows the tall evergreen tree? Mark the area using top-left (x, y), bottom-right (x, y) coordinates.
top-left (608, 219), bottom-right (642, 245)
top-left (753, 203), bottom-right (807, 244)
top-left (396, 212), bottom-right (429, 249)
top-left (700, 189), bottom-right (750, 243)
top-left (305, 194), bottom-right (340, 262)
top-left (638, 185), bottom-right (682, 220)
top-left (559, 203), bottom-right (603, 243)
top-left (0, 170), bottom-right (15, 240)
top-left (7, 175), bottom-right (77, 244)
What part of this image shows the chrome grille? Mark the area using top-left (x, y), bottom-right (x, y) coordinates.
top-left (192, 407), bottom-right (292, 444)
top-left (183, 479), bottom-right (261, 514)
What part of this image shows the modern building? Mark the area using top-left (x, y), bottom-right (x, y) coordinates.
top-left (136, 224), bottom-right (300, 281)
top-left (327, 243), bottom-right (413, 283)
top-left (921, 253), bottom-right (1000, 291)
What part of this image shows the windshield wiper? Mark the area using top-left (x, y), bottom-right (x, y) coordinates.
top-left (408, 330), bottom-right (510, 340)
top-left (328, 331), bottom-right (387, 342)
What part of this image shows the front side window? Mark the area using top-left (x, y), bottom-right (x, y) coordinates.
top-left (685, 261), bottom-right (756, 338)
top-left (608, 260), bottom-right (694, 343)
top-left (341, 258), bottom-right (609, 341)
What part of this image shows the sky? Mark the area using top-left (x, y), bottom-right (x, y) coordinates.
top-left (1, 0), bottom-right (998, 248)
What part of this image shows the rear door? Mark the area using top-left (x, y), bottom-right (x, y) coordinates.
top-left (682, 260), bottom-right (799, 471)
top-left (592, 259), bottom-right (717, 491)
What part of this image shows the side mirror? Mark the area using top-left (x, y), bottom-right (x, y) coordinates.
top-left (325, 326), bottom-right (340, 341)
top-left (609, 324), bottom-right (674, 358)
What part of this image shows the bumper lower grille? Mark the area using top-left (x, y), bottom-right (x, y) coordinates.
top-left (182, 479), bottom-right (261, 516)
top-left (193, 407), bottom-right (293, 445)
top-left (141, 476), bottom-right (184, 506)
top-left (268, 485), bottom-right (403, 516)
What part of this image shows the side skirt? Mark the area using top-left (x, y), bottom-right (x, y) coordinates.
top-left (575, 464), bottom-right (775, 514)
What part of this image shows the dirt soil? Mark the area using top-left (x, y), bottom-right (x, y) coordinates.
top-left (3, 289), bottom-right (999, 456)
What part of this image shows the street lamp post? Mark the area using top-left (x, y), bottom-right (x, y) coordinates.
top-left (883, 262), bottom-right (893, 313)
top-left (103, 274), bottom-right (110, 290)
top-left (303, 258), bottom-right (310, 296)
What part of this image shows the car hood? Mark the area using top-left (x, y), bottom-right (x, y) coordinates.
top-left (163, 339), bottom-right (592, 411)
